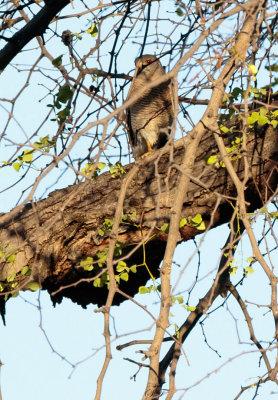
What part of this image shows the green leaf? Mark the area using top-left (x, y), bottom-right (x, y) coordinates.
top-left (246, 257), bottom-right (255, 263)
top-left (72, 32), bottom-right (82, 40)
top-left (257, 116), bottom-right (269, 126)
top-left (0, 250), bottom-right (4, 259)
top-left (174, 324), bottom-right (180, 338)
top-left (80, 257), bottom-right (94, 271)
top-left (191, 214), bottom-right (202, 225)
top-left (247, 112), bottom-right (259, 125)
top-left (222, 94), bottom-right (229, 104)
top-left (120, 272), bottom-right (129, 281)
top-left (247, 116), bottom-right (255, 125)
top-left (54, 100), bottom-right (62, 109)
top-left (52, 55), bottom-right (63, 67)
top-left (121, 214), bottom-right (128, 221)
top-left (13, 162), bottom-right (21, 171)
top-left (34, 135), bottom-right (54, 150)
top-left (21, 266), bottom-right (31, 276)
top-left (229, 267), bottom-right (238, 275)
top-left (176, 296), bottom-right (184, 304)
top-left (231, 87), bottom-right (243, 100)
top-left (271, 120), bottom-right (278, 128)
top-left (109, 162), bottom-right (125, 178)
top-left (260, 88), bottom-right (267, 96)
top-left (85, 264), bottom-right (94, 271)
top-left (114, 242), bottom-right (123, 257)
top-left (97, 162), bottom-right (106, 171)
top-left (175, 7), bottom-right (183, 16)
top-left (57, 86), bottom-right (73, 103)
top-left (93, 278), bottom-right (102, 287)
top-left (80, 257), bottom-right (92, 264)
top-left (22, 150), bottom-right (34, 163)
top-left (81, 162), bottom-right (100, 179)
top-left (186, 305), bottom-right (196, 312)
top-left (116, 261), bottom-right (127, 272)
top-left (225, 145), bottom-right (235, 154)
top-left (206, 155), bottom-right (218, 165)
top-left (220, 124), bottom-right (229, 133)
top-left (247, 64), bottom-right (258, 75)
top-left (7, 254), bottom-right (16, 263)
top-left (246, 266), bottom-right (254, 274)
top-left (0, 283), bottom-right (4, 292)
top-left (139, 286), bottom-right (151, 294)
top-left (266, 63), bottom-right (278, 72)
top-left (57, 107), bottom-right (70, 121)
top-left (196, 221), bottom-right (206, 230)
top-left (103, 218), bottom-right (114, 230)
top-left (179, 218), bottom-right (187, 228)
top-left (27, 282), bottom-right (40, 291)
top-left (96, 249), bottom-right (108, 263)
top-left (270, 211), bottom-right (278, 219)
top-left (259, 107), bottom-right (267, 116)
top-left (87, 23), bottom-right (98, 37)
top-left (130, 265), bottom-right (137, 273)
top-left (160, 223), bottom-right (169, 233)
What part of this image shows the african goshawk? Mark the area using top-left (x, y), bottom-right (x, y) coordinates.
top-left (126, 55), bottom-right (174, 159)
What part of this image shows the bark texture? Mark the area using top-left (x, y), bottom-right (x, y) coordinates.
top-left (0, 119), bottom-right (277, 310)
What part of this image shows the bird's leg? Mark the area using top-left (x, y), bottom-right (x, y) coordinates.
top-left (141, 139), bottom-right (154, 158)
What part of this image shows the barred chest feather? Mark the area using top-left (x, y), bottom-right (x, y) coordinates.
top-left (130, 82), bottom-right (173, 147)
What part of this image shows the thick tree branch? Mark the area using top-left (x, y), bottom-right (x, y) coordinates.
top-left (0, 0), bottom-right (70, 72)
top-left (0, 120), bottom-right (277, 312)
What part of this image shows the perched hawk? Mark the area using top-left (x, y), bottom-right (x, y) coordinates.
top-left (126, 55), bottom-right (174, 159)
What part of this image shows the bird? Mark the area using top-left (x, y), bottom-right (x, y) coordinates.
top-left (126, 55), bottom-right (174, 159)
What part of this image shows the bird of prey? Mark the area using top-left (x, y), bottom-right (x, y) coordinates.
top-left (126, 55), bottom-right (174, 159)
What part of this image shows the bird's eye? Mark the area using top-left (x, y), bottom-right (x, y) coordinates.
top-left (146, 59), bottom-right (153, 64)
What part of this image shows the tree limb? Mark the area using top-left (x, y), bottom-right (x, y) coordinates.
top-left (0, 119), bottom-right (277, 312)
top-left (0, 0), bottom-right (70, 72)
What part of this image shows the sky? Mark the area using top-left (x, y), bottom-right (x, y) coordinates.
top-left (0, 1), bottom-right (278, 400)
top-left (0, 226), bottom-right (277, 400)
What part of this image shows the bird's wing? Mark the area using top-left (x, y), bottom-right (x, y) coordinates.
top-left (125, 66), bottom-right (140, 151)
top-left (169, 77), bottom-right (176, 115)
top-left (126, 105), bottom-right (135, 148)
top-left (168, 76), bottom-right (177, 130)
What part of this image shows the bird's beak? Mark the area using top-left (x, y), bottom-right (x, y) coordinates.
top-left (134, 61), bottom-right (143, 78)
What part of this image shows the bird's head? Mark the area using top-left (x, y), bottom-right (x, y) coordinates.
top-left (134, 55), bottom-right (164, 78)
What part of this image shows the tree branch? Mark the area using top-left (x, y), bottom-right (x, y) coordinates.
top-left (0, 119), bottom-right (277, 312)
top-left (0, 0), bottom-right (70, 72)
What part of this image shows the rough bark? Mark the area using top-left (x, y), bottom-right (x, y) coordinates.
top-left (0, 116), bottom-right (277, 311)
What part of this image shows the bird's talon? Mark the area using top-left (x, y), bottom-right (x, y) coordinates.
top-left (141, 141), bottom-right (154, 158)
top-left (141, 151), bottom-right (151, 159)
